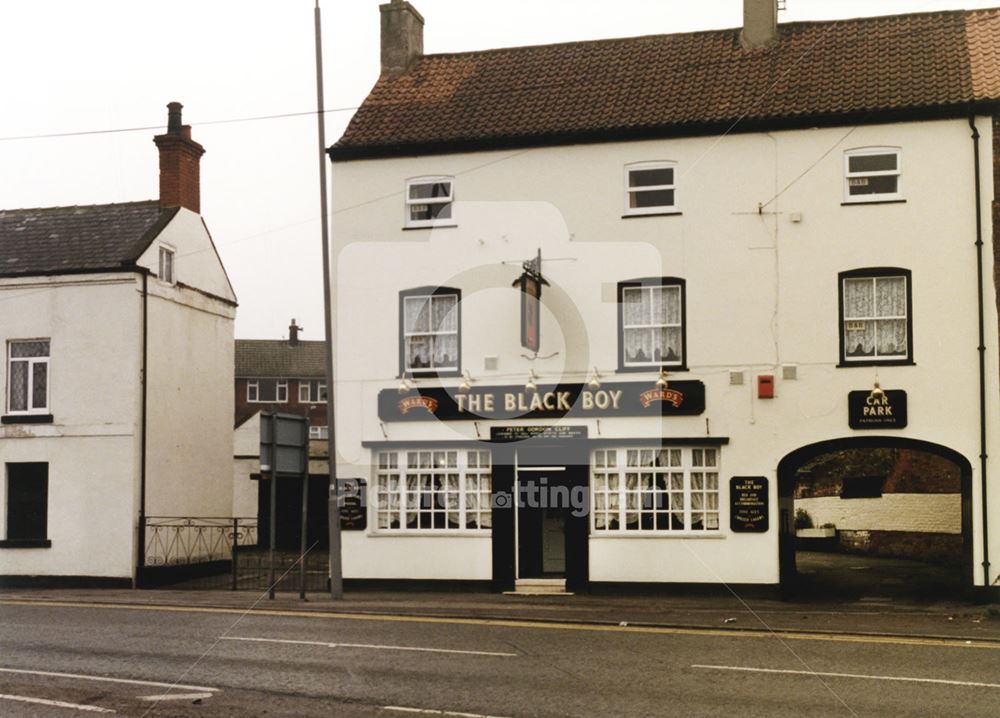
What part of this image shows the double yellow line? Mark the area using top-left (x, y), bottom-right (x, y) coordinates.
top-left (2, 598), bottom-right (997, 650)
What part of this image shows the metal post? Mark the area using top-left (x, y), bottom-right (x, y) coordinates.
top-left (231, 517), bottom-right (238, 591)
top-left (268, 423), bottom-right (278, 600)
top-left (299, 470), bottom-right (309, 600)
top-left (314, 0), bottom-right (342, 599)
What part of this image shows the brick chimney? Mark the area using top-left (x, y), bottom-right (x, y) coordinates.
top-left (741, 0), bottom-right (778, 49)
top-left (380, 0), bottom-right (423, 76)
top-left (289, 319), bottom-right (302, 346)
top-left (153, 102), bottom-right (205, 213)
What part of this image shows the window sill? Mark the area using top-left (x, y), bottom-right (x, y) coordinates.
top-left (837, 359), bottom-right (915, 368)
top-left (2, 414), bottom-right (54, 424)
top-left (368, 530), bottom-right (492, 538)
top-left (0, 539), bottom-right (52, 549)
top-left (617, 365), bottom-right (689, 374)
top-left (402, 223), bottom-right (458, 231)
top-left (402, 370), bottom-right (462, 380)
top-left (621, 210), bottom-right (683, 219)
top-left (841, 199), bottom-right (906, 206)
top-left (590, 532), bottom-right (726, 539)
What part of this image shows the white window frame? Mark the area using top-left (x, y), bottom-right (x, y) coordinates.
top-left (624, 161), bottom-right (678, 216)
top-left (591, 447), bottom-right (721, 535)
top-left (402, 292), bottom-right (460, 376)
top-left (843, 147), bottom-right (902, 203)
top-left (373, 449), bottom-right (492, 534)
top-left (6, 340), bottom-right (50, 415)
top-left (246, 379), bottom-right (288, 403)
top-left (158, 244), bottom-right (176, 284)
top-left (309, 425), bottom-right (329, 440)
top-left (298, 379), bottom-right (327, 404)
top-left (404, 176), bottom-right (456, 229)
top-left (620, 283), bottom-right (685, 369)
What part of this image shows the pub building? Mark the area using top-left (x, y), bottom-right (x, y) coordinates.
top-left (327, 0), bottom-right (1000, 597)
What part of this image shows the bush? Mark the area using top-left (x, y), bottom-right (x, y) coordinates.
top-left (794, 508), bottom-right (813, 530)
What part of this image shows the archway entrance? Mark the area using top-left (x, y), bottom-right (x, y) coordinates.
top-left (777, 437), bottom-right (973, 602)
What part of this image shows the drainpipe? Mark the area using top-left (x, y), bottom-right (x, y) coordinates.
top-left (136, 271), bottom-right (149, 587)
top-left (969, 114), bottom-right (991, 589)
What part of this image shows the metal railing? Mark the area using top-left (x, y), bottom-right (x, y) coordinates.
top-left (141, 516), bottom-right (258, 589)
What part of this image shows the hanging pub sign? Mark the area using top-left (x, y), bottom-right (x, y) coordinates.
top-left (379, 380), bottom-right (706, 422)
top-left (848, 389), bottom-right (907, 430)
top-left (730, 477), bottom-right (769, 533)
top-left (517, 249), bottom-right (547, 353)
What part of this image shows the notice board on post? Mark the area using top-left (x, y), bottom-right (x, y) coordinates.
top-left (259, 412), bottom-right (309, 476)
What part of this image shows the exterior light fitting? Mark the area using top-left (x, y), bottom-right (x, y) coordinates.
top-left (587, 367), bottom-right (602, 390)
top-left (655, 368), bottom-right (669, 390)
top-left (525, 369), bottom-right (538, 393)
top-left (458, 370), bottom-right (473, 393)
top-left (397, 378), bottom-right (413, 395)
top-left (868, 380), bottom-right (886, 403)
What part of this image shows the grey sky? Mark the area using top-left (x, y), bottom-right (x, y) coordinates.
top-left (2, 0), bottom-right (996, 339)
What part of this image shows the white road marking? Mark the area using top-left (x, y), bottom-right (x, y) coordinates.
top-left (0, 693), bottom-right (115, 713)
top-left (223, 635), bottom-right (517, 657)
top-left (692, 664), bottom-right (1000, 689)
top-left (384, 707), bottom-right (511, 718)
top-left (139, 692), bottom-right (214, 702)
top-left (0, 667), bottom-right (218, 693)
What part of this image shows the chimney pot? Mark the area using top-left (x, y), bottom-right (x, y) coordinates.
top-left (741, 0), bottom-right (778, 49)
top-left (380, 0), bottom-right (424, 76)
top-left (153, 101), bottom-right (205, 214)
top-left (289, 319), bottom-right (302, 346)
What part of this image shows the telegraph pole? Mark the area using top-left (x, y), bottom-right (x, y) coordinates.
top-left (314, 0), bottom-right (342, 599)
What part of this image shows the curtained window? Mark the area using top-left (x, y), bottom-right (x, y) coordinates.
top-left (400, 288), bottom-right (461, 376)
top-left (619, 279), bottom-right (686, 369)
top-left (840, 269), bottom-right (911, 364)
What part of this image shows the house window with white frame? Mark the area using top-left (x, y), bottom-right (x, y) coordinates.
top-left (619, 278), bottom-right (685, 369)
top-left (844, 148), bottom-right (902, 202)
top-left (401, 288), bottom-right (460, 376)
top-left (246, 379), bottom-right (288, 403)
top-left (309, 425), bottom-right (329, 440)
top-left (840, 269), bottom-right (912, 364)
top-left (405, 176), bottom-right (455, 228)
top-left (299, 380), bottom-right (327, 403)
top-left (7, 340), bottom-right (50, 415)
top-left (592, 447), bottom-right (720, 533)
top-left (158, 245), bottom-right (175, 283)
top-left (624, 162), bottom-right (677, 215)
top-left (374, 450), bottom-right (492, 531)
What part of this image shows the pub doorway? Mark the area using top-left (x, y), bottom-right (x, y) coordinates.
top-left (777, 437), bottom-right (973, 602)
top-left (516, 467), bottom-right (569, 580)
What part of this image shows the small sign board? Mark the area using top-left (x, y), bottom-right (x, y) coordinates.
top-left (848, 390), bottom-right (907, 430)
top-left (491, 425), bottom-right (588, 443)
top-left (520, 272), bottom-right (541, 353)
top-left (335, 478), bottom-right (367, 531)
top-left (260, 412), bottom-right (309, 475)
top-left (730, 476), bottom-right (769, 533)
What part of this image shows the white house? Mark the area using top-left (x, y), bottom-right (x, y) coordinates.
top-left (328, 1), bottom-right (1000, 597)
top-left (0, 103), bottom-right (237, 587)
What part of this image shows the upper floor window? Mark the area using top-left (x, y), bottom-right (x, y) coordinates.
top-left (844, 148), bottom-right (902, 203)
top-left (839, 268), bottom-right (912, 365)
top-left (158, 245), bottom-right (175, 284)
top-left (400, 287), bottom-right (460, 377)
top-left (247, 379), bottom-right (288, 403)
top-left (624, 162), bottom-right (678, 216)
top-left (618, 278), bottom-right (686, 371)
top-left (299, 380), bottom-right (327, 404)
top-left (405, 176), bottom-right (455, 228)
top-left (7, 340), bottom-right (49, 414)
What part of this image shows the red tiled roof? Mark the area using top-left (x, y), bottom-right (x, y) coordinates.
top-left (331, 8), bottom-right (1000, 159)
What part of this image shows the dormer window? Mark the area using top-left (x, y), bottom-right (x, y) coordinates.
top-left (405, 177), bottom-right (455, 228)
top-left (844, 148), bottom-right (902, 203)
top-left (158, 246), bottom-right (175, 284)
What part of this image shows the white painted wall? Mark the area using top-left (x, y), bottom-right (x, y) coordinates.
top-left (796, 495), bottom-right (961, 534)
top-left (330, 117), bottom-right (1000, 587)
top-left (0, 275), bottom-right (141, 578)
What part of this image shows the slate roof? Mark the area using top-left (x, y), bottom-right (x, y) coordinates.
top-left (0, 200), bottom-right (175, 278)
top-left (235, 340), bottom-right (327, 378)
top-left (331, 8), bottom-right (1000, 159)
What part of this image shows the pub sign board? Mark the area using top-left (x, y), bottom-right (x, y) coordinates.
top-left (379, 380), bottom-right (706, 422)
top-left (520, 272), bottom-right (541, 353)
top-left (334, 478), bottom-right (367, 531)
top-left (848, 390), bottom-right (907, 430)
top-left (730, 476), bottom-right (768, 533)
